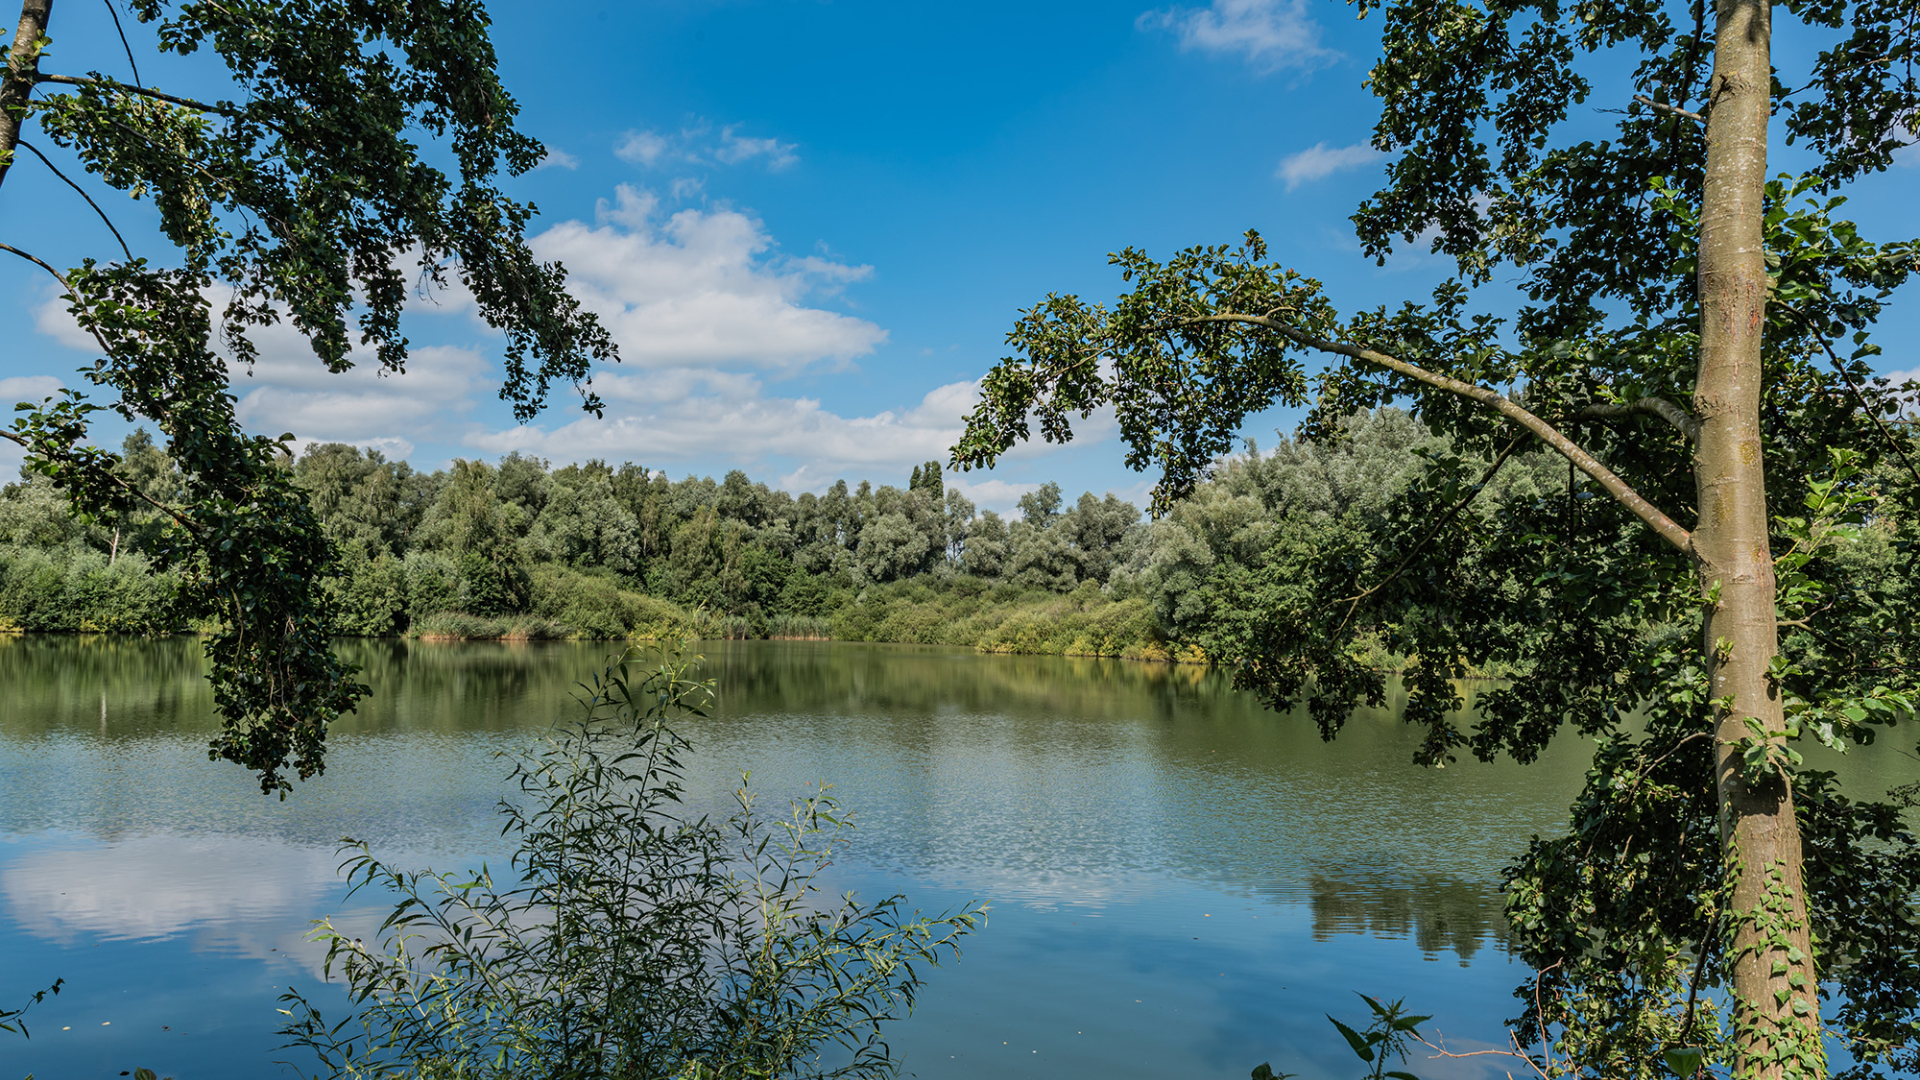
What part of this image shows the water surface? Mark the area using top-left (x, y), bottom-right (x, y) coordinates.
top-left (0, 635), bottom-right (1788, 1079)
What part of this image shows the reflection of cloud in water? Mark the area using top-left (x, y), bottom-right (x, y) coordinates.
top-left (2, 832), bottom-right (389, 978)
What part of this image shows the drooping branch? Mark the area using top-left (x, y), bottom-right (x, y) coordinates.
top-left (34, 73), bottom-right (238, 117)
top-left (101, 0), bottom-right (143, 89)
top-left (15, 137), bottom-right (133, 259)
top-left (1173, 312), bottom-right (1697, 554)
top-left (1574, 395), bottom-right (1702, 442)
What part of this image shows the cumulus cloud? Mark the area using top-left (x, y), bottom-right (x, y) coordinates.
top-left (947, 476), bottom-right (1041, 513)
top-left (615, 123), bottom-right (799, 172)
top-left (1141, 0), bottom-right (1336, 72)
top-left (228, 337), bottom-right (488, 452)
top-left (537, 147), bottom-right (580, 170)
top-left (32, 281), bottom-right (491, 454)
top-left (471, 379), bottom-right (981, 481)
top-left (0, 374), bottom-right (64, 405)
top-left (533, 185), bottom-right (885, 372)
top-left (1276, 141), bottom-right (1386, 189)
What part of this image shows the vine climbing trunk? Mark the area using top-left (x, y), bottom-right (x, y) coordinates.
top-left (1693, 0), bottom-right (1822, 1075)
top-left (0, 0), bottom-right (52, 191)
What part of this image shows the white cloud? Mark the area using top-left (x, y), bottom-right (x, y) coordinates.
top-left (533, 185), bottom-right (885, 372)
top-left (948, 476), bottom-right (1040, 514)
top-left (615, 129), bottom-right (674, 167)
top-left (614, 123), bottom-right (800, 173)
top-left (1276, 141), bottom-right (1386, 190)
top-left (537, 147), bottom-right (580, 171)
top-left (714, 126), bottom-right (799, 171)
top-left (470, 379), bottom-right (981, 481)
top-left (229, 340), bottom-right (489, 446)
top-left (0, 374), bottom-right (64, 405)
top-left (1141, 0), bottom-right (1336, 72)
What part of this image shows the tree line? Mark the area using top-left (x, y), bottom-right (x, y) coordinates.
top-left (0, 430), bottom-right (1144, 639)
top-left (3, 408), bottom-right (1753, 656)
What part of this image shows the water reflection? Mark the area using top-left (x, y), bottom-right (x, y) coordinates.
top-left (1306, 875), bottom-right (1509, 963)
top-left (0, 636), bottom-right (1602, 1079)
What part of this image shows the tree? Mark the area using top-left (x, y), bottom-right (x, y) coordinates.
top-left (0, 0), bottom-right (616, 792)
top-left (952, 1), bottom-right (1920, 1075)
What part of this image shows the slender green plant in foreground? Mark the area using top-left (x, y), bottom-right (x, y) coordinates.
top-left (278, 650), bottom-right (982, 1080)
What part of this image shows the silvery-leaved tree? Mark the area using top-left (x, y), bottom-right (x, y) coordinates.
top-left (952, 0), bottom-right (1920, 1076)
top-left (0, 0), bottom-right (615, 794)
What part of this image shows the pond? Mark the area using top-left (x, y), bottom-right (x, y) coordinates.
top-left (5, 634), bottom-right (1892, 1080)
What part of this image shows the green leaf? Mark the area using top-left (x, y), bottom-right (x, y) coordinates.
top-left (1663, 1046), bottom-right (1705, 1077)
top-left (1328, 1016), bottom-right (1375, 1062)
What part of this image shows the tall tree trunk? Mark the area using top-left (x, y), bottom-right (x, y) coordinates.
top-left (1695, 0), bottom-right (1822, 1075)
top-left (0, 0), bottom-right (52, 192)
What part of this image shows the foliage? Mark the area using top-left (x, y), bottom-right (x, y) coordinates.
top-left (278, 651), bottom-right (981, 1080)
top-left (948, 0), bottom-right (1920, 1066)
top-left (0, 0), bottom-right (617, 791)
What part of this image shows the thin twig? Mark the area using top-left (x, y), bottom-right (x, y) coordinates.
top-left (1635, 94), bottom-right (1706, 124)
top-left (101, 0), bottom-right (142, 88)
top-left (14, 138), bottom-right (134, 260)
top-left (1813, 334), bottom-right (1920, 494)
top-left (0, 241), bottom-right (116, 357)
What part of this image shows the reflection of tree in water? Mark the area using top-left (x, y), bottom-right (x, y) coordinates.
top-left (1308, 875), bottom-right (1511, 965)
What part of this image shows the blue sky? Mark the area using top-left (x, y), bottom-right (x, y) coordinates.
top-left (3, 0), bottom-right (1916, 511)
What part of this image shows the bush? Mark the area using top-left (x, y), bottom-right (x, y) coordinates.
top-left (527, 564), bottom-right (695, 640)
top-left (410, 611), bottom-right (571, 641)
top-left (280, 652), bottom-right (981, 1079)
top-left (0, 545), bottom-right (180, 633)
top-left (403, 552), bottom-right (461, 622)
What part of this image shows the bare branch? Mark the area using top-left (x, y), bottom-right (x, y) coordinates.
top-left (15, 138), bottom-right (135, 260)
top-left (0, 241), bottom-right (120, 361)
top-left (101, 0), bottom-right (145, 89)
top-left (34, 73), bottom-right (237, 117)
top-left (1173, 313), bottom-right (1697, 554)
top-left (1575, 395), bottom-right (1702, 442)
top-left (1634, 94), bottom-right (1706, 124)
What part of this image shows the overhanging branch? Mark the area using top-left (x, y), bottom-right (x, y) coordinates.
top-left (34, 73), bottom-right (238, 117)
top-left (1172, 312), bottom-right (1697, 554)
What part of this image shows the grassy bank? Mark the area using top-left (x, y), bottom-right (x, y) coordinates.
top-left (830, 578), bottom-right (1198, 662)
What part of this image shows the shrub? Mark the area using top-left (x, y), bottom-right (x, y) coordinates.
top-left (280, 652), bottom-right (981, 1079)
